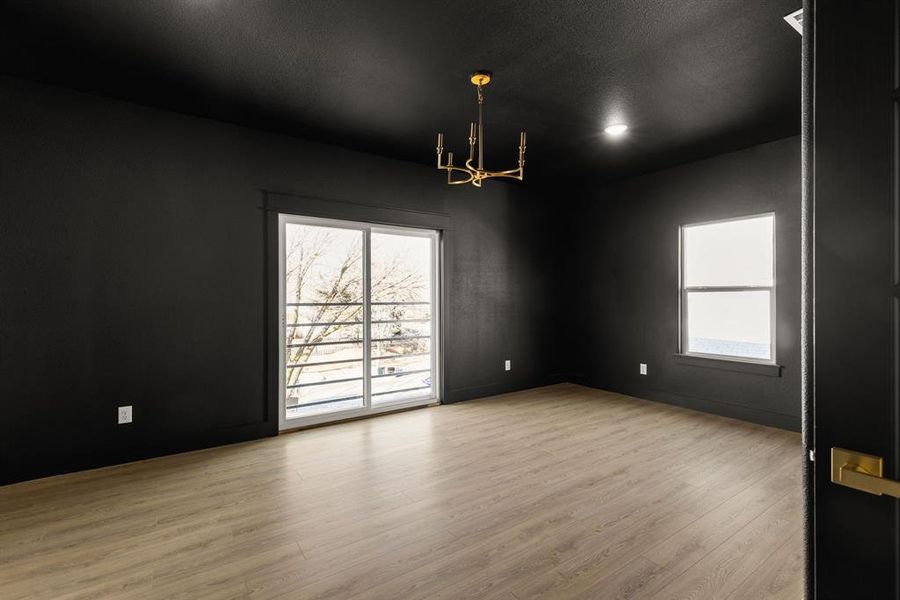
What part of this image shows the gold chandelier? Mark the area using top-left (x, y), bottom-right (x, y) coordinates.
top-left (435, 71), bottom-right (526, 187)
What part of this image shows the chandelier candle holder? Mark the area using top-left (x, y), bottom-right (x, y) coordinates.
top-left (435, 71), bottom-right (526, 187)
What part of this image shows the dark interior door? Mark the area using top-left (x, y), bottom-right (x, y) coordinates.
top-left (814, 1), bottom-right (898, 598)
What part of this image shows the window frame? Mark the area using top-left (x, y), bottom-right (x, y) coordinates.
top-left (277, 213), bottom-right (441, 431)
top-left (678, 213), bottom-right (777, 366)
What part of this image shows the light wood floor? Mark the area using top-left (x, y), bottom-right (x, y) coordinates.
top-left (0, 384), bottom-right (803, 600)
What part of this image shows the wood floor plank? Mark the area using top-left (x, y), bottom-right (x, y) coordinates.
top-left (726, 530), bottom-right (805, 600)
top-left (0, 383), bottom-right (803, 600)
top-left (647, 491), bottom-right (803, 600)
top-left (520, 458), bottom-right (801, 600)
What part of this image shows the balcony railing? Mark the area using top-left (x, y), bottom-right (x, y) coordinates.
top-left (285, 301), bottom-right (433, 410)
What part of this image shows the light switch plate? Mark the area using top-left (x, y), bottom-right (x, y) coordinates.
top-left (639, 363), bottom-right (648, 375)
top-left (505, 360), bottom-right (511, 371)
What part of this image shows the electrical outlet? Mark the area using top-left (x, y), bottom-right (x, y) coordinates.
top-left (639, 363), bottom-right (648, 375)
top-left (118, 405), bottom-right (133, 424)
top-left (504, 359), bottom-right (511, 371)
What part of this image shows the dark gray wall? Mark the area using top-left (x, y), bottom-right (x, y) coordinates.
top-left (0, 76), bottom-right (557, 485)
top-left (567, 136), bottom-right (801, 430)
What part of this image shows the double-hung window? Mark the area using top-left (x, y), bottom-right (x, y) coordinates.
top-left (679, 213), bottom-right (775, 363)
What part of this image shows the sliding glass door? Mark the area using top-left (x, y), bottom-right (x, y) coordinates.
top-left (370, 231), bottom-right (436, 405)
top-left (278, 214), bottom-right (439, 429)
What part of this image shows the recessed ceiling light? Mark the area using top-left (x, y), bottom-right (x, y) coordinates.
top-left (604, 123), bottom-right (629, 137)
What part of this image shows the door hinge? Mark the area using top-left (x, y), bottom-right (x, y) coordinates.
top-left (809, 449), bottom-right (815, 462)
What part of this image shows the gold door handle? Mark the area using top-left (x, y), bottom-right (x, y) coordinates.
top-left (831, 447), bottom-right (900, 497)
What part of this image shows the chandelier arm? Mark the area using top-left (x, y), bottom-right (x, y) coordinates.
top-left (461, 159), bottom-right (523, 182)
top-left (442, 164), bottom-right (476, 185)
top-left (480, 170), bottom-right (524, 180)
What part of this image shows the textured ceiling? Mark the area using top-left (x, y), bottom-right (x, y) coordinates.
top-left (0, 1), bottom-right (802, 180)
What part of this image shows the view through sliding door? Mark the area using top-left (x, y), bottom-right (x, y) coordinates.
top-left (278, 214), bottom-right (439, 429)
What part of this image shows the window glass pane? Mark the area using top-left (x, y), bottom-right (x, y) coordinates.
top-left (371, 371), bottom-right (433, 403)
top-left (284, 222), bottom-right (364, 419)
top-left (284, 224), bottom-right (363, 304)
top-left (370, 231), bottom-right (434, 405)
top-left (285, 380), bottom-right (364, 414)
top-left (686, 290), bottom-right (771, 360)
top-left (683, 215), bottom-right (773, 287)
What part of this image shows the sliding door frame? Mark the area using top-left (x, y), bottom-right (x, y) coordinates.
top-left (277, 213), bottom-right (441, 431)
